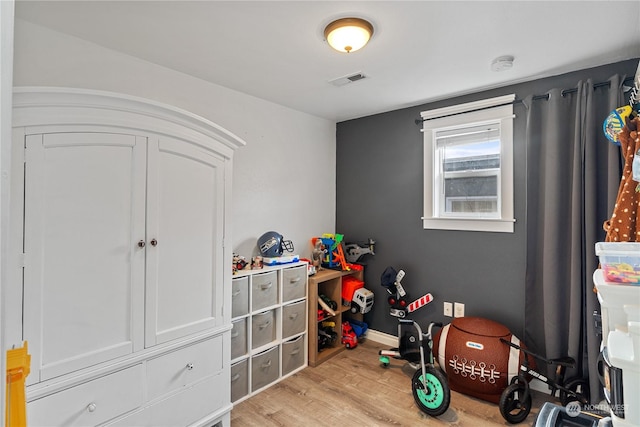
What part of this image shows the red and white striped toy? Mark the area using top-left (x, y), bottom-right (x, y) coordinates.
top-left (407, 293), bottom-right (433, 313)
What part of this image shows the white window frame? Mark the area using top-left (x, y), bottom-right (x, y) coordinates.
top-left (421, 94), bottom-right (515, 233)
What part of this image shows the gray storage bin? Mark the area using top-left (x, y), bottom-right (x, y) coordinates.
top-left (231, 318), bottom-right (248, 359)
top-left (251, 271), bottom-right (277, 311)
top-left (281, 300), bottom-right (305, 339)
top-left (230, 359), bottom-right (249, 402)
top-left (251, 310), bottom-right (275, 349)
top-left (232, 277), bottom-right (249, 317)
top-left (251, 346), bottom-right (279, 391)
top-left (282, 265), bottom-right (306, 302)
top-left (282, 335), bottom-right (305, 376)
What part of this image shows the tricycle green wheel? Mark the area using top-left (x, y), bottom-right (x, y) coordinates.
top-left (411, 367), bottom-right (450, 416)
top-left (379, 356), bottom-right (390, 367)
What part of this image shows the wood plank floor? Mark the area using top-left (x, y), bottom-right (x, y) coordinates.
top-left (230, 339), bottom-right (555, 426)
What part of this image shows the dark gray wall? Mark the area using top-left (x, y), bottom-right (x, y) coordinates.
top-left (336, 58), bottom-right (638, 339)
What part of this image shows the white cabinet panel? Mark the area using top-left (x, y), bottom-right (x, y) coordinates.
top-left (145, 137), bottom-right (225, 346)
top-left (23, 132), bottom-right (146, 383)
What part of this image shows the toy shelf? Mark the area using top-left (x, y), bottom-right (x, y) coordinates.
top-left (307, 268), bottom-right (364, 367)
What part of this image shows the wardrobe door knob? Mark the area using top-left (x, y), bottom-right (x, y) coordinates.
top-left (137, 240), bottom-right (146, 248)
top-left (150, 238), bottom-right (158, 246)
top-left (87, 403), bottom-right (97, 412)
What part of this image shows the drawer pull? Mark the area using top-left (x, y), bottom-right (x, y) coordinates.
top-left (232, 289), bottom-right (241, 297)
top-left (288, 313), bottom-right (299, 320)
top-left (260, 282), bottom-right (273, 290)
top-left (231, 373), bottom-right (241, 382)
top-left (231, 330), bottom-right (239, 338)
top-left (289, 277), bottom-right (301, 283)
top-left (261, 360), bottom-right (272, 369)
top-left (289, 348), bottom-right (300, 356)
top-left (258, 320), bottom-right (271, 330)
top-left (186, 363), bottom-right (194, 370)
top-left (87, 403), bottom-right (97, 412)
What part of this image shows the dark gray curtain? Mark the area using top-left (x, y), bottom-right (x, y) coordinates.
top-left (524, 75), bottom-right (626, 401)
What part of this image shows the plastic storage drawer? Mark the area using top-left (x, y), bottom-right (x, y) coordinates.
top-left (282, 301), bottom-right (305, 339)
top-left (232, 277), bottom-right (249, 317)
top-left (230, 359), bottom-right (249, 403)
top-left (282, 336), bottom-right (305, 376)
top-left (282, 265), bottom-right (307, 302)
top-left (251, 310), bottom-right (276, 349)
top-left (251, 346), bottom-right (279, 391)
top-left (231, 318), bottom-right (248, 359)
top-left (252, 271), bottom-right (278, 311)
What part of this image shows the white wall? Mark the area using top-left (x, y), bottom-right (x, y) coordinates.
top-left (1, 0), bottom-right (15, 420)
top-left (13, 19), bottom-right (336, 259)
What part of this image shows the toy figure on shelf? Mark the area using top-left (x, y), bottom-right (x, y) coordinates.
top-left (232, 253), bottom-right (248, 274)
top-left (311, 239), bottom-right (326, 271)
top-left (251, 256), bottom-right (263, 270)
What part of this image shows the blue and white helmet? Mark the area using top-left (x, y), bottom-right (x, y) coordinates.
top-left (257, 231), bottom-right (294, 257)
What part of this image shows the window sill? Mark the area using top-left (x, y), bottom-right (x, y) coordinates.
top-left (421, 217), bottom-right (515, 233)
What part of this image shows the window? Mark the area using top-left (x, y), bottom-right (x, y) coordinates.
top-left (422, 94), bottom-right (515, 232)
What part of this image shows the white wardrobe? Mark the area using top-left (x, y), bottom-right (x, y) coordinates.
top-left (6, 88), bottom-right (246, 426)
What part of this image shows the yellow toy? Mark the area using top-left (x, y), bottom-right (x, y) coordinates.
top-left (5, 342), bottom-right (30, 427)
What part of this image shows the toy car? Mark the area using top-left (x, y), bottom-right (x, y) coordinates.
top-left (318, 327), bottom-right (337, 351)
top-left (342, 321), bottom-right (358, 349)
top-left (320, 294), bottom-right (338, 310)
top-left (350, 288), bottom-right (374, 314)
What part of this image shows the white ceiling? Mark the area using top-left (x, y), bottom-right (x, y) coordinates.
top-left (15, 1), bottom-right (640, 122)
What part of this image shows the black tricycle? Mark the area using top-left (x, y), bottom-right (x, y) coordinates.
top-left (498, 338), bottom-right (590, 424)
top-left (379, 319), bottom-right (450, 417)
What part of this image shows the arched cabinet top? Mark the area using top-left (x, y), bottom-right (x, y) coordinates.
top-left (13, 87), bottom-right (247, 158)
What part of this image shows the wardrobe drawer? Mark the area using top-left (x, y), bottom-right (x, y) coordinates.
top-left (232, 277), bottom-right (249, 317)
top-left (251, 271), bottom-right (277, 311)
top-left (143, 374), bottom-right (226, 427)
top-left (251, 310), bottom-right (276, 349)
top-left (282, 335), bottom-right (305, 376)
top-left (282, 265), bottom-right (306, 302)
top-left (147, 336), bottom-right (222, 402)
top-left (230, 359), bottom-right (249, 403)
top-left (231, 318), bottom-right (248, 359)
top-left (251, 346), bottom-right (279, 391)
top-left (282, 300), bottom-right (306, 339)
top-left (28, 364), bottom-right (144, 427)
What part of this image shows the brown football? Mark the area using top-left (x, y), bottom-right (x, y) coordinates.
top-left (433, 316), bottom-right (534, 404)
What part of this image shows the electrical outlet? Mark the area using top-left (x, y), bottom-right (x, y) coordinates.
top-left (454, 302), bottom-right (465, 318)
top-left (444, 302), bottom-right (453, 317)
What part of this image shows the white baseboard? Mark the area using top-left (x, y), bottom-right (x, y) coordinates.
top-left (366, 329), bottom-right (549, 394)
top-left (366, 329), bottom-right (397, 347)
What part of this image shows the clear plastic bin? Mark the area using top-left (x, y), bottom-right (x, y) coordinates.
top-left (595, 242), bottom-right (640, 285)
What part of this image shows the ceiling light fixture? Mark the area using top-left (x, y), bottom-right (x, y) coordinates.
top-left (324, 17), bottom-right (374, 53)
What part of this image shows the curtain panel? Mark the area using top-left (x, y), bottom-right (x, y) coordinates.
top-left (523, 75), bottom-right (626, 401)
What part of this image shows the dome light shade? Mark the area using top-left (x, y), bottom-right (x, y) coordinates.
top-left (324, 18), bottom-right (374, 53)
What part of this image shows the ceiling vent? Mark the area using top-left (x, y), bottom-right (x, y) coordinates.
top-left (328, 72), bottom-right (368, 87)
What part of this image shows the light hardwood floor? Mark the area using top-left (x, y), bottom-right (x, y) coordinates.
top-left (230, 339), bottom-right (554, 426)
